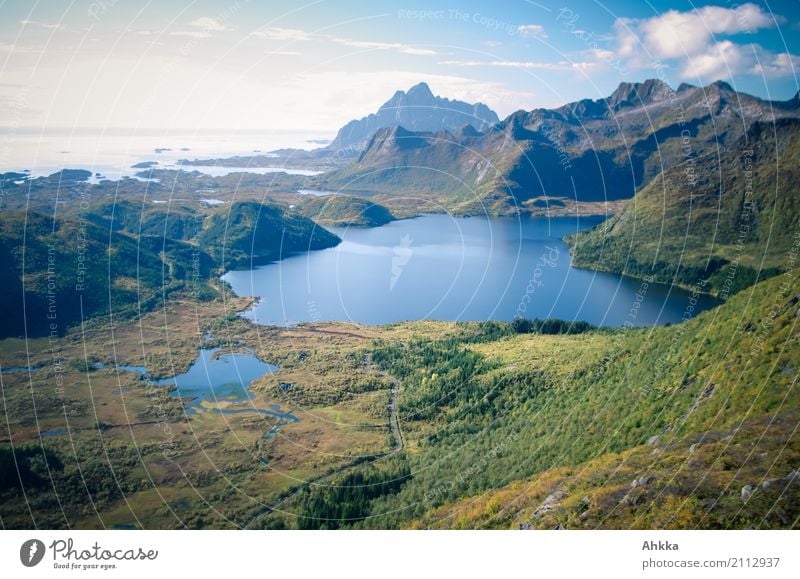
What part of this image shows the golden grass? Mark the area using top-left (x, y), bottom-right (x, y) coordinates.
top-left (0, 292), bottom-right (411, 527)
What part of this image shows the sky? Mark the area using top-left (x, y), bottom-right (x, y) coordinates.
top-left (1, 0), bottom-right (798, 132)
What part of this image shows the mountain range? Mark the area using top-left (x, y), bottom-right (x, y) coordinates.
top-left (568, 116), bottom-right (800, 294)
top-left (328, 82), bottom-right (499, 151)
top-left (320, 79), bottom-right (800, 216)
top-left (2, 78), bottom-right (799, 532)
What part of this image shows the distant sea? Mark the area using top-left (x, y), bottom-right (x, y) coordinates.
top-left (0, 128), bottom-right (334, 179)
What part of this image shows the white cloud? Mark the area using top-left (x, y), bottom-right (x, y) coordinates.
top-left (682, 41), bottom-right (800, 80)
top-left (252, 27), bottom-right (312, 41)
top-left (611, 3), bottom-right (798, 80)
top-left (680, 40), bottom-right (751, 78)
top-left (517, 24), bottom-right (547, 39)
top-left (636, 4), bottom-right (772, 59)
top-left (584, 48), bottom-right (617, 61)
top-left (755, 52), bottom-right (800, 78)
top-left (331, 37), bottom-right (436, 56)
top-left (169, 30), bottom-right (212, 39)
top-left (251, 27), bottom-right (435, 56)
top-left (265, 50), bottom-right (303, 56)
top-left (481, 40), bottom-right (502, 48)
top-left (439, 59), bottom-right (594, 72)
top-left (613, 18), bottom-right (639, 60)
top-left (19, 19), bottom-right (63, 30)
top-left (190, 17), bottom-right (231, 32)
top-left (0, 41), bottom-right (42, 54)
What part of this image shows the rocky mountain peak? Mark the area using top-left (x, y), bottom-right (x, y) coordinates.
top-left (330, 83), bottom-right (499, 150)
top-left (709, 80), bottom-right (734, 92)
top-left (607, 78), bottom-right (673, 111)
top-left (406, 82), bottom-right (434, 99)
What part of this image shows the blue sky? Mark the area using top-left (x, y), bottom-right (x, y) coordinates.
top-left (1, 0), bottom-right (798, 130)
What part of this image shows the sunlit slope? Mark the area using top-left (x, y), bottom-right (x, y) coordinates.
top-left (407, 269), bottom-right (799, 529)
top-left (569, 118), bottom-right (800, 295)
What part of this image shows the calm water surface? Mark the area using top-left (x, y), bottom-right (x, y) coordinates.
top-left (223, 214), bottom-right (721, 327)
top-left (119, 348), bottom-right (285, 413)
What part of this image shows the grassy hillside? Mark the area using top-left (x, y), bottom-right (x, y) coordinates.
top-left (0, 197), bottom-right (343, 338)
top-left (1, 267), bottom-right (796, 529)
top-left (295, 195), bottom-right (395, 227)
top-left (257, 268), bottom-right (799, 529)
top-left (198, 201), bottom-right (341, 268)
top-left (0, 210), bottom-right (216, 339)
top-left (87, 199), bottom-right (204, 241)
top-left (414, 410), bottom-right (799, 529)
top-left (569, 118), bottom-right (800, 296)
top-left (408, 269), bottom-right (800, 529)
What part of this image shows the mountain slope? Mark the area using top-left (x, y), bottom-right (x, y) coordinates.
top-left (321, 80), bottom-right (800, 214)
top-left (329, 82), bottom-right (499, 150)
top-left (86, 199), bottom-right (204, 241)
top-left (0, 197), bottom-right (344, 338)
top-left (413, 273), bottom-right (800, 530)
top-left (0, 210), bottom-right (216, 339)
top-left (253, 267), bottom-right (798, 530)
top-left (199, 201), bottom-right (341, 268)
top-left (568, 117), bottom-right (800, 295)
top-left (414, 411), bottom-right (800, 529)
top-left (294, 195), bottom-right (395, 227)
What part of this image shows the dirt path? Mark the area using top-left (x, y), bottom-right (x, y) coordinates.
top-left (384, 376), bottom-right (404, 455)
top-left (284, 326), bottom-right (375, 340)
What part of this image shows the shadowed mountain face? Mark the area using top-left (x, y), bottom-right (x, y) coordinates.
top-left (0, 210), bottom-right (216, 340)
top-left (328, 82), bottom-right (500, 150)
top-left (568, 117), bottom-right (800, 294)
top-left (0, 199), bottom-right (340, 339)
top-left (322, 79), bottom-right (800, 213)
top-left (198, 201), bottom-right (341, 269)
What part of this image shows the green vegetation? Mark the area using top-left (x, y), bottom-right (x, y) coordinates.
top-left (0, 209), bottom-right (215, 339)
top-left (88, 199), bottom-right (204, 241)
top-left (0, 298), bottom-right (401, 529)
top-left (510, 317), bottom-right (596, 335)
top-left (415, 411), bottom-right (800, 529)
top-left (0, 446), bottom-right (63, 493)
top-left (199, 201), bottom-right (340, 268)
top-left (256, 268), bottom-right (799, 529)
top-left (569, 119), bottom-right (800, 296)
top-left (320, 80), bottom-right (800, 217)
top-left (0, 194), bottom-right (346, 338)
top-left (295, 461), bottom-right (411, 529)
top-left (0, 438), bottom-right (163, 528)
top-left (295, 195), bottom-right (395, 227)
